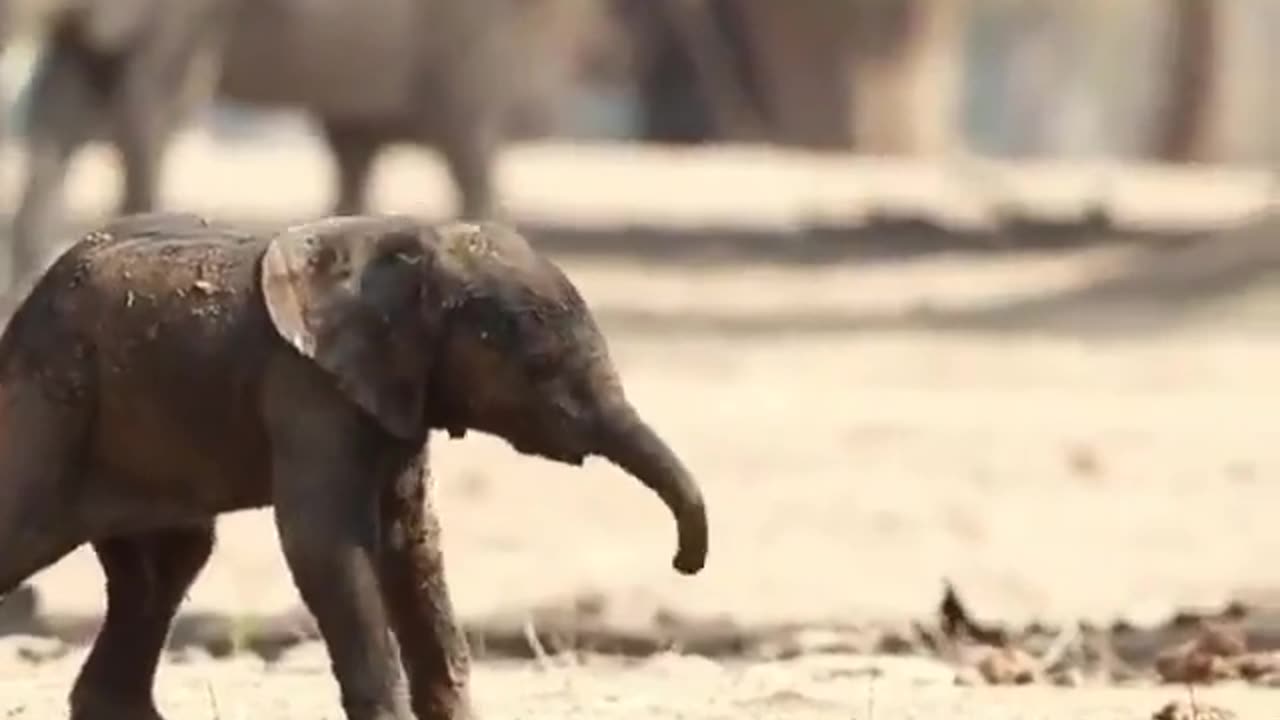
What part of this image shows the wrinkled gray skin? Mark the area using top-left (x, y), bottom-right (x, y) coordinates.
top-left (7, 0), bottom-right (526, 290)
top-left (0, 212), bottom-right (708, 720)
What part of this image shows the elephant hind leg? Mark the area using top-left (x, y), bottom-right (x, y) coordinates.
top-left (0, 379), bottom-right (93, 597)
top-left (69, 523), bottom-right (215, 720)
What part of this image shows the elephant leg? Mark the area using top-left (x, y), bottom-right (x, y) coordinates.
top-left (267, 386), bottom-right (413, 720)
top-left (378, 456), bottom-right (475, 720)
top-left (69, 524), bottom-right (215, 720)
top-left (0, 378), bottom-right (92, 598)
top-left (113, 55), bottom-right (187, 217)
top-left (102, 0), bottom-right (224, 218)
top-left (273, 468), bottom-right (413, 720)
top-left (433, 108), bottom-right (498, 221)
top-left (114, 94), bottom-right (170, 216)
top-left (8, 35), bottom-right (108, 290)
top-left (321, 120), bottom-right (382, 217)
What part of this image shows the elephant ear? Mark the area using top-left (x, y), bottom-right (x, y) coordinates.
top-left (259, 217), bottom-right (433, 440)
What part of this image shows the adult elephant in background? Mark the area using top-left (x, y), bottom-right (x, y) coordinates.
top-left (614, 0), bottom-right (962, 153)
top-left (5, 0), bottom-right (589, 292)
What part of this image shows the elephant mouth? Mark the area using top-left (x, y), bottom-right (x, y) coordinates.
top-left (525, 442), bottom-right (586, 466)
top-left (437, 412), bottom-right (585, 464)
top-left (504, 433), bottom-right (587, 466)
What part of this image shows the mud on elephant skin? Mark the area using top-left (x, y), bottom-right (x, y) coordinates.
top-left (0, 212), bottom-right (708, 720)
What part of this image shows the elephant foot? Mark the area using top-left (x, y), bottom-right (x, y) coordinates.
top-left (69, 692), bottom-right (165, 720)
top-left (414, 692), bottom-right (477, 720)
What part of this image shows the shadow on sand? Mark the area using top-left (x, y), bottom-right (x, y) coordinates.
top-left (0, 208), bottom-right (1276, 339)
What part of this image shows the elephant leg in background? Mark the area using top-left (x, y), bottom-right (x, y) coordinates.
top-left (69, 524), bottom-right (215, 720)
top-left (7, 35), bottom-right (109, 291)
top-left (114, 5), bottom-right (227, 218)
top-left (113, 79), bottom-right (177, 216)
top-left (429, 92), bottom-right (499, 221)
top-left (442, 117), bottom-right (498, 222)
top-left (434, 122), bottom-right (497, 222)
top-left (378, 455), bottom-right (475, 720)
top-left (321, 120), bottom-right (384, 217)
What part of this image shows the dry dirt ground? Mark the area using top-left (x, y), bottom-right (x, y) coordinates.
top-left (4, 641), bottom-right (1279, 720)
top-left (2, 136), bottom-right (1280, 718)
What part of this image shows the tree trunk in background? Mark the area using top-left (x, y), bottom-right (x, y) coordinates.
top-left (1156, 0), bottom-right (1216, 162)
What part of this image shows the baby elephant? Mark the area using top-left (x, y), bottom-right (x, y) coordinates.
top-left (0, 212), bottom-right (708, 720)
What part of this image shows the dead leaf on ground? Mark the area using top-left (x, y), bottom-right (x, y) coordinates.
top-left (1155, 622), bottom-right (1248, 684)
top-left (1152, 698), bottom-right (1237, 720)
top-left (973, 646), bottom-right (1041, 685)
top-left (1065, 443), bottom-right (1103, 478)
top-left (938, 581), bottom-right (1007, 646)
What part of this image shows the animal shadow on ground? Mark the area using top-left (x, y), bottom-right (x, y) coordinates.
top-left (0, 207), bottom-right (1274, 339)
top-left (522, 212), bottom-right (1280, 339)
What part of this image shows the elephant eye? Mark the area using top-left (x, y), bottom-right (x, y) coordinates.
top-left (309, 244), bottom-right (339, 273)
top-left (492, 313), bottom-right (520, 345)
top-left (525, 352), bottom-right (558, 382)
top-left (460, 298), bottom-right (514, 346)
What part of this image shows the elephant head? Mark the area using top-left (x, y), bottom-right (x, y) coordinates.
top-left (258, 216), bottom-right (707, 575)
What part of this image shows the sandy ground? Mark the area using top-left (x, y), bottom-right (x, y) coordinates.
top-left (5, 640), bottom-right (1279, 720)
top-left (3, 137), bottom-right (1280, 717)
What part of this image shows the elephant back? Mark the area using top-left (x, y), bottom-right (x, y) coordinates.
top-left (44, 214), bottom-right (273, 372)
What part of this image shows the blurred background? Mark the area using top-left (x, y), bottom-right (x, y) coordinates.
top-left (1, 0), bottom-right (1279, 677)
top-left (2, 0), bottom-right (1277, 163)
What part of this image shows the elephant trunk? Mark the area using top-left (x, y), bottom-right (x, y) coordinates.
top-left (597, 404), bottom-right (708, 575)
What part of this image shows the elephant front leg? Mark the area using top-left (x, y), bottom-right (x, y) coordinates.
top-left (379, 459), bottom-right (475, 720)
top-left (272, 453), bottom-right (413, 720)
